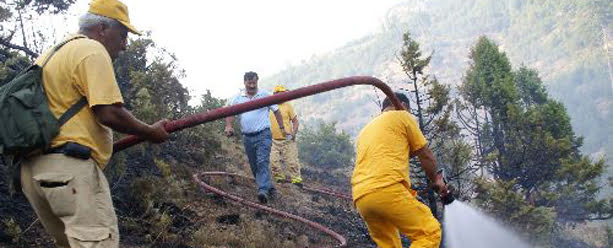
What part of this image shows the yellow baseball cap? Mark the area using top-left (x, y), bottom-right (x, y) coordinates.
top-left (273, 85), bottom-right (288, 93)
top-left (88, 0), bottom-right (141, 35)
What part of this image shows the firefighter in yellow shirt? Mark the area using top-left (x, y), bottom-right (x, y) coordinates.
top-left (20, 0), bottom-right (168, 247)
top-left (352, 92), bottom-right (448, 248)
top-left (269, 85), bottom-right (303, 186)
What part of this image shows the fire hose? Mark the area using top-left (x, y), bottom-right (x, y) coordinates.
top-left (113, 76), bottom-right (402, 152)
top-left (193, 171), bottom-right (351, 247)
top-left (112, 76), bottom-right (403, 247)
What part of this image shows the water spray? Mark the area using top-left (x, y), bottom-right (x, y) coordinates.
top-left (438, 171), bottom-right (534, 248)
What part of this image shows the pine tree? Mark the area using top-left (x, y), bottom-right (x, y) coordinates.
top-left (459, 36), bottom-right (611, 246)
top-left (398, 32), bottom-right (473, 219)
top-left (0, 0), bottom-right (75, 58)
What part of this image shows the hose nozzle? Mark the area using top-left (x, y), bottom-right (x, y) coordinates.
top-left (440, 188), bottom-right (455, 205)
top-left (436, 169), bottom-right (455, 205)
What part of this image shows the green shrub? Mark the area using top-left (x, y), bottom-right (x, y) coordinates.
top-left (298, 121), bottom-right (355, 169)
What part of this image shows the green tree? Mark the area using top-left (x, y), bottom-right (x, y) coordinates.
top-left (0, 0), bottom-right (75, 86)
top-left (0, 0), bottom-right (75, 57)
top-left (398, 31), bottom-right (432, 128)
top-left (459, 36), bottom-right (519, 180)
top-left (178, 90), bottom-right (225, 162)
top-left (103, 36), bottom-right (226, 246)
top-left (107, 35), bottom-right (214, 176)
top-left (0, 49), bottom-right (29, 86)
top-left (460, 36), bottom-right (611, 246)
top-left (473, 179), bottom-right (557, 244)
top-left (513, 66), bottom-right (548, 108)
top-left (398, 31), bottom-right (473, 218)
top-left (297, 121), bottom-right (354, 170)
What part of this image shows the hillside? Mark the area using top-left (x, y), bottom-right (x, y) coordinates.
top-left (0, 133), bottom-right (380, 248)
top-left (0, 0), bottom-right (610, 247)
top-left (262, 0), bottom-right (612, 162)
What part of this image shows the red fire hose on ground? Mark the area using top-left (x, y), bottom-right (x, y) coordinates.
top-left (112, 76), bottom-right (402, 247)
top-left (193, 172), bottom-right (350, 247)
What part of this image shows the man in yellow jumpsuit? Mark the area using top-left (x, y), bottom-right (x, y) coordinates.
top-left (352, 92), bottom-right (448, 248)
top-left (269, 85), bottom-right (303, 186)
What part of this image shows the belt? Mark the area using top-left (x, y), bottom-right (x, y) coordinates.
top-left (45, 142), bottom-right (92, 160)
top-left (46, 144), bottom-right (69, 154)
top-left (242, 128), bottom-right (269, 137)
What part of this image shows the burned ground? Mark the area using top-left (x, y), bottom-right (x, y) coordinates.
top-left (0, 137), bottom-right (377, 248)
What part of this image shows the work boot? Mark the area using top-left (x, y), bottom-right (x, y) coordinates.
top-left (291, 177), bottom-right (304, 188)
top-left (292, 182), bottom-right (304, 189)
top-left (257, 192), bottom-right (268, 204)
top-left (268, 188), bottom-right (277, 200)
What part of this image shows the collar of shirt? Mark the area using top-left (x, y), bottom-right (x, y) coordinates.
top-left (240, 90), bottom-right (265, 99)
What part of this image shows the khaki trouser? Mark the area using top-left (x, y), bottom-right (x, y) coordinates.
top-left (21, 154), bottom-right (119, 248)
top-left (270, 139), bottom-right (302, 183)
top-left (355, 183), bottom-right (441, 248)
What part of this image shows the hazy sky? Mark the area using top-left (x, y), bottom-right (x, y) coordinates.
top-left (57, 0), bottom-right (405, 100)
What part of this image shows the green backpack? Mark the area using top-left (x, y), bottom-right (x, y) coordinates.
top-left (0, 37), bottom-right (87, 194)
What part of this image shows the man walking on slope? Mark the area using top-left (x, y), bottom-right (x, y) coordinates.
top-left (352, 92), bottom-right (448, 248)
top-left (269, 85), bottom-right (303, 186)
top-left (225, 72), bottom-right (291, 204)
top-left (20, 0), bottom-right (169, 247)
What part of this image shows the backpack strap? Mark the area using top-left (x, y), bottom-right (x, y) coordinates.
top-left (41, 36), bottom-right (85, 68)
top-left (40, 36), bottom-right (89, 127)
top-left (58, 97), bottom-right (88, 126)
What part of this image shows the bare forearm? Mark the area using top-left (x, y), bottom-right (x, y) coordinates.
top-left (291, 117), bottom-right (299, 134)
top-left (273, 110), bottom-right (286, 130)
top-left (416, 147), bottom-right (438, 183)
top-left (225, 116), bottom-right (234, 128)
top-left (93, 104), bottom-right (152, 136)
top-left (93, 104), bottom-right (169, 143)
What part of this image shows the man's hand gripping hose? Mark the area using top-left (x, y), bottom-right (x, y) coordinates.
top-left (433, 169), bottom-right (455, 205)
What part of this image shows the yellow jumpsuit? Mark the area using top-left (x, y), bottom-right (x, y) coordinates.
top-left (352, 111), bottom-right (441, 248)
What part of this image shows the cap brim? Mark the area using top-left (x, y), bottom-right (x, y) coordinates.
top-left (118, 20), bottom-right (141, 36)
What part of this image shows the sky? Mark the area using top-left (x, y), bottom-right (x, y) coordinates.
top-left (54, 0), bottom-right (405, 101)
